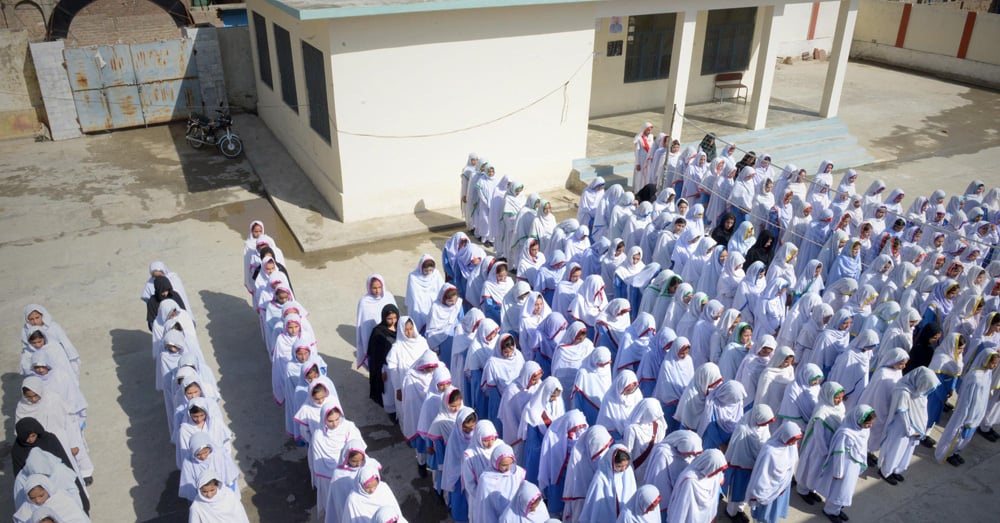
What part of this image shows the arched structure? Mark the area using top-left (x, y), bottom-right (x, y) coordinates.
top-left (47, 0), bottom-right (192, 41)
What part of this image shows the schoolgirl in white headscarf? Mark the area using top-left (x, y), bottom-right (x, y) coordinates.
top-left (553, 263), bottom-right (584, 320)
top-left (563, 425), bottom-right (614, 523)
top-left (341, 463), bottom-right (404, 523)
top-left (518, 377), bottom-right (565, 485)
top-left (667, 448), bottom-right (728, 523)
top-left (578, 177), bottom-right (606, 230)
top-left (461, 420), bottom-right (504, 520)
top-left (675, 361), bottom-right (723, 431)
top-left (622, 399), bottom-right (667, 480)
top-left (568, 274), bottom-right (607, 328)
top-left (386, 316), bottom-right (431, 418)
top-left (499, 481), bottom-right (549, 523)
top-left (473, 444), bottom-right (527, 523)
top-left (723, 404), bottom-right (774, 520)
top-left (572, 347), bottom-right (613, 425)
top-left (552, 322), bottom-right (594, 396)
top-left (777, 363), bottom-right (824, 431)
top-left (661, 282), bottom-right (693, 332)
top-left (676, 292), bottom-right (707, 341)
top-left (538, 409), bottom-right (588, 515)
top-left (755, 345), bottom-right (796, 415)
top-left (710, 308), bottom-right (742, 365)
top-left (689, 300), bottom-right (724, 367)
top-left (754, 279), bottom-right (790, 342)
top-left (733, 261), bottom-right (766, 325)
top-left (808, 309), bottom-right (853, 375)
top-left (696, 380), bottom-right (746, 450)
top-left (745, 422), bottom-right (802, 523)
top-left (680, 240), bottom-right (716, 294)
top-left (876, 367), bottom-right (938, 483)
top-left (579, 444), bottom-right (637, 523)
top-left (652, 329), bottom-right (694, 414)
top-left (793, 381), bottom-right (845, 504)
top-left (857, 347), bottom-right (908, 456)
top-left (356, 274), bottom-right (396, 370)
top-left (405, 254), bottom-right (445, 333)
top-left (716, 252), bottom-right (745, 309)
top-left (642, 430), bottom-right (703, 518)
top-left (595, 298), bottom-right (633, 358)
top-left (817, 404), bottom-right (876, 521)
top-left (482, 334), bottom-right (526, 430)
top-left (598, 370), bottom-right (643, 440)
top-left (935, 347), bottom-right (998, 465)
top-left (185, 469), bottom-right (249, 523)
top-left (518, 293), bottom-right (551, 362)
top-left (440, 408), bottom-right (477, 520)
top-left (327, 441), bottom-right (383, 523)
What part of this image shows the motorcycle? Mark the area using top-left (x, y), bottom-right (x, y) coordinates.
top-left (185, 107), bottom-right (243, 159)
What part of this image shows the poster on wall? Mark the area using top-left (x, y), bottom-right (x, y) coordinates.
top-left (607, 40), bottom-right (623, 57)
top-left (610, 17), bottom-right (623, 34)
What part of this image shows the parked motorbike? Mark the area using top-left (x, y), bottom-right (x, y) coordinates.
top-left (185, 107), bottom-right (243, 159)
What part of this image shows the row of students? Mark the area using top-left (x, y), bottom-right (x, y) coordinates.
top-left (13, 305), bottom-right (92, 522)
top-left (242, 222), bottom-right (409, 523)
top-left (142, 260), bottom-right (248, 522)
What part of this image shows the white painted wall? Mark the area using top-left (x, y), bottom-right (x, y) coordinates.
top-left (850, 0), bottom-right (1000, 88)
top-left (248, 1), bottom-right (344, 218)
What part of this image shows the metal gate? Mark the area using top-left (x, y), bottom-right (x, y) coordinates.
top-left (64, 40), bottom-right (203, 132)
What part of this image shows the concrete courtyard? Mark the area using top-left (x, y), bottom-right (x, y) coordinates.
top-left (0, 59), bottom-right (998, 522)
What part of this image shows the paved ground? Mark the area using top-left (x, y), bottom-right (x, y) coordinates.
top-left (0, 60), bottom-right (998, 522)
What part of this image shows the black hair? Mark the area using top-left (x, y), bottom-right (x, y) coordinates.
top-left (613, 448), bottom-right (631, 465)
top-left (464, 411), bottom-right (478, 424)
top-left (448, 389), bottom-right (463, 404)
top-left (189, 405), bottom-right (207, 416)
top-left (27, 330), bottom-right (45, 343)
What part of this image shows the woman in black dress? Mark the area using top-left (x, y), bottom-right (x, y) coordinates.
top-left (368, 304), bottom-right (400, 408)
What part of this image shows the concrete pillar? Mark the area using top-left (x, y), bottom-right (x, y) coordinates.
top-left (820, 0), bottom-right (859, 117)
top-left (748, 5), bottom-right (779, 130)
top-left (661, 9), bottom-right (698, 142)
top-left (29, 40), bottom-right (82, 141)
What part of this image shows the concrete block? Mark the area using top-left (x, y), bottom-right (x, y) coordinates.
top-left (29, 41), bottom-right (81, 141)
top-left (814, 48), bottom-right (828, 61)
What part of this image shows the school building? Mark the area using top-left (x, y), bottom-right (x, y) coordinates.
top-left (245, 0), bottom-right (859, 223)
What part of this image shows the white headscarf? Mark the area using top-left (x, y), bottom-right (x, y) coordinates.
top-left (666, 449), bottom-right (727, 523)
top-left (745, 422), bottom-right (802, 506)
top-left (597, 370), bottom-right (643, 436)
top-left (341, 463), bottom-right (403, 523)
top-left (674, 360), bottom-right (723, 430)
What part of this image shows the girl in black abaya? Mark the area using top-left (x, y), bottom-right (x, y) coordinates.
top-left (146, 275), bottom-right (187, 330)
top-left (12, 417), bottom-right (90, 513)
top-left (368, 304), bottom-right (400, 408)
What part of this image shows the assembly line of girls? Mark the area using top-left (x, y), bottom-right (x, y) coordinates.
top-left (351, 147), bottom-right (1000, 523)
top-left (241, 221), bottom-right (408, 523)
top-left (12, 305), bottom-right (92, 522)
top-left (143, 259), bottom-right (251, 522)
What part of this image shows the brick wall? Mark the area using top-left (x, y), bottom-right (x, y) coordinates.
top-left (66, 0), bottom-right (183, 47)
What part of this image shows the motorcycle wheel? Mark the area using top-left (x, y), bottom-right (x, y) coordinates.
top-left (186, 128), bottom-right (205, 149)
top-left (219, 134), bottom-right (243, 159)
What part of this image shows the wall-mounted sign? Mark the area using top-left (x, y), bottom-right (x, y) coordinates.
top-left (610, 17), bottom-right (623, 34)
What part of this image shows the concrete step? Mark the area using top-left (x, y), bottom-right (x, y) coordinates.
top-left (574, 116), bottom-right (874, 190)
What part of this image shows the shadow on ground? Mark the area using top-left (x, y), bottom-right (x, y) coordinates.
top-left (110, 328), bottom-right (188, 522)
top-left (199, 290), bottom-right (312, 522)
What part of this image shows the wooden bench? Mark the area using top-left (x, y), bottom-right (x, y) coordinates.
top-left (714, 72), bottom-right (748, 104)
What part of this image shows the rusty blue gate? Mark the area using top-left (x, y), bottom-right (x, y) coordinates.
top-left (64, 40), bottom-right (202, 132)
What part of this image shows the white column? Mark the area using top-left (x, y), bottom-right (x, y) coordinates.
top-left (748, 5), bottom-right (779, 130)
top-left (820, 0), bottom-right (860, 117)
top-left (661, 10), bottom-right (698, 142)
